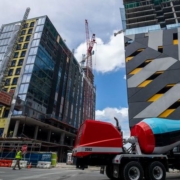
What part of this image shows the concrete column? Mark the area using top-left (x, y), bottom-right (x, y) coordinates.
top-left (47, 130), bottom-right (51, 142)
top-left (70, 138), bottom-right (74, 146)
top-left (33, 126), bottom-right (39, 139)
top-left (13, 120), bottom-right (20, 137)
top-left (59, 133), bottom-right (65, 145)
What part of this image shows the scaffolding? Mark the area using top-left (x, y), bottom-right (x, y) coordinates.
top-left (0, 138), bottom-right (41, 166)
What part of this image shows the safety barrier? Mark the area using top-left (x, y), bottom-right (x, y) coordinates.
top-left (36, 161), bottom-right (51, 169)
top-left (11, 160), bottom-right (28, 168)
top-left (0, 160), bottom-right (12, 167)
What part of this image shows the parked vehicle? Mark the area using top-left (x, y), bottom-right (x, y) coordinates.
top-left (72, 117), bottom-right (180, 180)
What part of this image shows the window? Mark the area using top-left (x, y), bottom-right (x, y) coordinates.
top-left (173, 33), bottom-right (178, 45)
top-left (3, 109), bottom-right (9, 118)
top-left (26, 35), bottom-right (31, 41)
top-left (24, 64), bottom-right (33, 73)
top-left (27, 56), bottom-right (35, 64)
top-left (5, 78), bottom-right (10, 86)
top-left (18, 59), bottom-right (23, 66)
top-left (13, 52), bottom-right (19, 58)
top-left (22, 74), bottom-right (31, 83)
top-left (21, 30), bottom-right (26, 35)
top-left (23, 23), bottom-right (28, 28)
top-left (16, 44), bottom-right (21, 50)
top-left (23, 43), bottom-right (28, 49)
top-left (11, 60), bottom-right (16, 66)
top-left (20, 51), bottom-right (26, 57)
top-left (3, 88), bottom-right (8, 92)
top-left (19, 37), bottom-right (24, 42)
top-left (19, 84), bottom-right (29, 93)
top-left (158, 46), bottom-right (163, 53)
top-left (28, 29), bottom-right (33, 34)
top-left (15, 68), bottom-right (21, 75)
top-left (29, 47), bottom-right (38, 55)
top-left (8, 69), bottom-right (13, 76)
top-left (30, 22), bottom-right (35, 27)
top-left (12, 77), bottom-right (18, 85)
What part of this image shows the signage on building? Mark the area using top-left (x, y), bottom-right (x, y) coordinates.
top-left (0, 91), bottom-right (12, 106)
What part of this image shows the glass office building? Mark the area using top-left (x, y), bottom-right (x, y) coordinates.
top-left (0, 16), bottom-right (92, 161)
top-left (122, 0), bottom-right (180, 128)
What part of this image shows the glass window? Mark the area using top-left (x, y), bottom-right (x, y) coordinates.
top-left (18, 94), bottom-right (26, 101)
top-left (15, 68), bottom-right (21, 75)
top-left (24, 64), bottom-right (33, 73)
top-left (23, 43), bottom-right (28, 49)
top-left (33, 32), bottom-right (42, 39)
top-left (5, 78), bottom-right (10, 86)
top-left (29, 47), bottom-right (38, 55)
top-left (30, 22), bottom-right (35, 27)
top-left (13, 52), bottom-right (19, 58)
top-left (8, 69), bottom-right (13, 76)
top-left (20, 51), bottom-right (26, 57)
top-left (26, 35), bottom-right (31, 41)
top-left (16, 44), bottom-right (21, 50)
top-left (18, 59), bottom-right (23, 66)
top-left (12, 77), bottom-right (18, 85)
top-left (22, 74), bottom-right (31, 83)
top-left (21, 30), bottom-right (26, 35)
top-left (35, 25), bottom-right (44, 32)
top-left (23, 23), bottom-right (28, 28)
top-left (28, 29), bottom-right (33, 34)
top-left (11, 60), bottom-right (16, 66)
top-left (27, 56), bottom-right (35, 64)
top-left (3, 109), bottom-right (9, 118)
top-left (31, 39), bottom-right (40, 47)
top-left (19, 84), bottom-right (29, 93)
top-left (37, 17), bottom-right (46, 25)
top-left (19, 36), bottom-right (24, 42)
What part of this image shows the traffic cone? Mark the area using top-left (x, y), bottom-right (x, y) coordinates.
top-left (27, 162), bottom-right (31, 169)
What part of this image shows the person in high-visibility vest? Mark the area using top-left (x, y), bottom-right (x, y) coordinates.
top-left (13, 149), bottom-right (22, 170)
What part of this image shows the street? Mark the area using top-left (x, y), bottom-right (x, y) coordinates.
top-left (0, 167), bottom-right (180, 180)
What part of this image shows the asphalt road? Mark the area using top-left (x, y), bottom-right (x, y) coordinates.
top-left (0, 167), bottom-right (180, 180)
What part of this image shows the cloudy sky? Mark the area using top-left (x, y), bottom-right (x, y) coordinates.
top-left (0, 0), bottom-right (130, 137)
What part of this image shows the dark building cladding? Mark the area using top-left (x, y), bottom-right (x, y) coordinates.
top-left (0, 15), bottom-right (95, 161)
top-left (121, 0), bottom-right (180, 128)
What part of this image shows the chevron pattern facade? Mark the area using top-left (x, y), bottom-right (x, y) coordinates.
top-left (125, 28), bottom-right (180, 128)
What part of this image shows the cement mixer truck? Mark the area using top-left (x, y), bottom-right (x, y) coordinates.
top-left (72, 117), bottom-right (180, 180)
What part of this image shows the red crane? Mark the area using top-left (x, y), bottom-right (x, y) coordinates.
top-left (83, 20), bottom-right (96, 122)
top-left (85, 19), bottom-right (96, 72)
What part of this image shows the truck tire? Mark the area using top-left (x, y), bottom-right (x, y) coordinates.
top-left (106, 165), bottom-right (117, 180)
top-left (123, 161), bottom-right (144, 180)
top-left (145, 161), bottom-right (166, 180)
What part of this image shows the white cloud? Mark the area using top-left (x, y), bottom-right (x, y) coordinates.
top-left (95, 107), bottom-right (130, 138)
top-left (75, 32), bottom-right (125, 73)
top-left (123, 75), bottom-right (126, 79)
top-left (0, 0), bottom-right (123, 49)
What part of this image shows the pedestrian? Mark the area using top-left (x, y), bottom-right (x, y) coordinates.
top-left (13, 149), bottom-right (22, 170)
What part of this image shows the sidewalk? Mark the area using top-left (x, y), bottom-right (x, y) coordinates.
top-left (56, 163), bottom-right (100, 171)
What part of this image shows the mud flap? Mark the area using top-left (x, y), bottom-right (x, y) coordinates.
top-left (113, 165), bottom-right (119, 178)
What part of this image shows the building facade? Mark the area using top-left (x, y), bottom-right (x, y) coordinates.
top-left (0, 15), bottom-right (95, 161)
top-left (122, 0), bottom-right (180, 128)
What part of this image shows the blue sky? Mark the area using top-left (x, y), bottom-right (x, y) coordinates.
top-left (0, 0), bottom-right (130, 136)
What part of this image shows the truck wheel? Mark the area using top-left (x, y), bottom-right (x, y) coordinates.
top-left (106, 165), bottom-right (117, 180)
top-left (123, 161), bottom-right (143, 180)
top-left (146, 161), bottom-right (166, 180)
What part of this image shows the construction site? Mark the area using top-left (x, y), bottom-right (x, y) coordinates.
top-left (0, 8), bottom-right (96, 166)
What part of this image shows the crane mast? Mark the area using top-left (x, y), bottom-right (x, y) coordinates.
top-left (83, 20), bottom-right (96, 121)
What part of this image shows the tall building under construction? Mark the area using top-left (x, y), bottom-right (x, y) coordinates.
top-left (122, 0), bottom-right (180, 127)
top-left (0, 11), bottom-right (95, 161)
